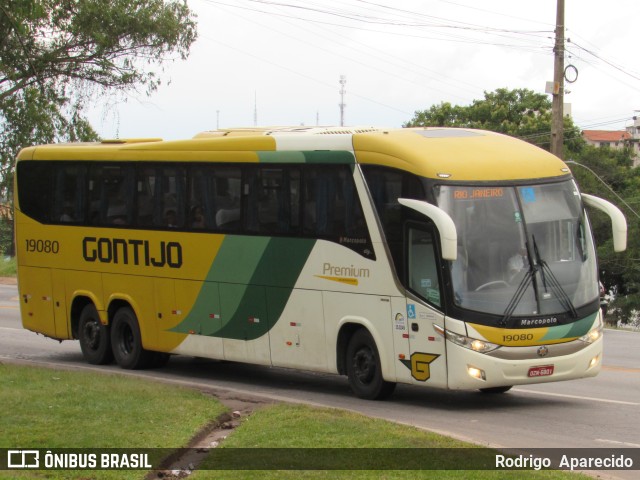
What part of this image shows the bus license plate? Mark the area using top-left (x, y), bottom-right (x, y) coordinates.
top-left (528, 365), bottom-right (554, 377)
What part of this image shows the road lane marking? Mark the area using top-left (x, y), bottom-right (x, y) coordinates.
top-left (595, 438), bottom-right (640, 448)
top-left (602, 365), bottom-right (640, 373)
top-left (0, 305), bottom-right (18, 309)
top-left (513, 388), bottom-right (640, 406)
top-left (0, 325), bottom-right (24, 331)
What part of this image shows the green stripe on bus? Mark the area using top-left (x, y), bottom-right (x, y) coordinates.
top-left (258, 151), bottom-right (355, 164)
top-left (539, 313), bottom-right (596, 341)
top-left (171, 236), bottom-right (315, 340)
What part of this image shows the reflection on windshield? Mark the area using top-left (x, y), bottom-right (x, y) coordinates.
top-left (435, 181), bottom-right (598, 318)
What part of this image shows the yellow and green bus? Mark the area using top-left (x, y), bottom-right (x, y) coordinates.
top-left (14, 126), bottom-right (627, 399)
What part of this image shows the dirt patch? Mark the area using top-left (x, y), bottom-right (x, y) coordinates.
top-left (0, 276), bottom-right (17, 285)
top-left (146, 392), bottom-right (275, 479)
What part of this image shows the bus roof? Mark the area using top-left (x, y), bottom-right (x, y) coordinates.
top-left (17, 127), bottom-right (569, 182)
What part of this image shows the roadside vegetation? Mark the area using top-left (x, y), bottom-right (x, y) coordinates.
top-left (0, 363), bottom-right (226, 480)
top-left (1, 364), bottom-right (590, 480)
top-left (0, 256), bottom-right (16, 276)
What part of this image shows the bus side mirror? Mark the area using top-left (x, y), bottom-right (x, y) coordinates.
top-left (581, 193), bottom-right (627, 252)
top-left (398, 198), bottom-right (458, 261)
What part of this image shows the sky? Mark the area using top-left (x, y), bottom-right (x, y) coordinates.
top-left (86, 0), bottom-right (640, 141)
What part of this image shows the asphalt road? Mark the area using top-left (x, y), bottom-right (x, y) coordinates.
top-left (1, 282), bottom-right (639, 478)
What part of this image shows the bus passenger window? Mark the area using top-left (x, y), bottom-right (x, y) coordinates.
top-left (214, 169), bottom-right (241, 230)
top-left (89, 165), bottom-right (134, 226)
top-left (303, 166), bottom-right (366, 237)
top-left (245, 167), bottom-right (300, 235)
top-left (17, 161), bottom-right (52, 223)
top-left (302, 165), bottom-right (372, 257)
top-left (190, 166), bottom-right (241, 231)
top-left (138, 166), bottom-right (186, 229)
top-left (53, 165), bottom-right (86, 223)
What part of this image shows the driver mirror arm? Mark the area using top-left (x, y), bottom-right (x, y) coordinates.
top-left (398, 198), bottom-right (458, 261)
top-left (581, 193), bottom-right (627, 252)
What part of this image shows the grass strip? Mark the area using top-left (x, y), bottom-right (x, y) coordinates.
top-left (0, 363), bottom-right (227, 479)
top-left (193, 404), bottom-right (591, 480)
top-left (0, 364), bottom-right (592, 480)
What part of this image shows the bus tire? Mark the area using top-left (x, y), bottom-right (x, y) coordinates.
top-left (110, 307), bottom-right (154, 370)
top-left (346, 329), bottom-right (396, 400)
top-left (78, 304), bottom-right (113, 365)
top-left (480, 386), bottom-right (512, 394)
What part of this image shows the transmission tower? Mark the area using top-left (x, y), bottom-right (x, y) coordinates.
top-left (339, 75), bottom-right (346, 127)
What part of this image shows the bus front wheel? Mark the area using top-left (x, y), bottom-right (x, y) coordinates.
top-left (78, 304), bottom-right (113, 365)
top-left (110, 307), bottom-right (154, 370)
top-left (346, 329), bottom-right (396, 400)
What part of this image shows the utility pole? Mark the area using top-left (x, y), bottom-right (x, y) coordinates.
top-left (550, 0), bottom-right (565, 159)
top-left (339, 75), bottom-right (346, 127)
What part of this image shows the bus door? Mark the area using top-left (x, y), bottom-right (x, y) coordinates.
top-left (403, 223), bottom-right (448, 388)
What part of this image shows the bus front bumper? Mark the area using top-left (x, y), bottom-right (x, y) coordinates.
top-left (445, 337), bottom-right (602, 390)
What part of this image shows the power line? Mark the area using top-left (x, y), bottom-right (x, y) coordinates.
top-left (196, 0), bottom-right (638, 128)
top-left (565, 160), bottom-right (640, 220)
top-left (570, 41), bottom-right (640, 83)
top-left (200, 34), bottom-right (413, 117)
top-left (207, 0), bottom-right (638, 92)
top-left (204, 0), bottom-right (553, 52)
top-left (206, 0), bottom-right (480, 100)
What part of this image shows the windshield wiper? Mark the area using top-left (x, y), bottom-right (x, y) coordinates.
top-left (532, 235), bottom-right (578, 319)
top-left (500, 240), bottom-right (538, 326)
top-left (499, 237), bottom-right (578, 327)
top-left (499, 266), bottom-right (535, 327)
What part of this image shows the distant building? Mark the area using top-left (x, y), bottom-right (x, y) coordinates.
top-left (582, 117), bottom-right (640, 167)
top-left (626, 117), bottom-right (640, 167)
top-left (582, 129), bottom-right (630, 148)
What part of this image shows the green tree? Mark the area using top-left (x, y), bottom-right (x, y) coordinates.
top-left (567, 146), bottom-right (640, 324)
top-left (0, 0), bottom-right (198, 198)
top-left (405, 87), bottom-right (584, 155)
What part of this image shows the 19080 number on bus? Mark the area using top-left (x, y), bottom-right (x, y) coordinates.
top-left (25, 239), bottom-right (60, 254)
top-left (503, 333), bottom-right (534, 342)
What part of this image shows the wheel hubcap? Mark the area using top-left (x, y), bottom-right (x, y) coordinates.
top-left (118, 324), bottom-right (134, 356)
top-left (83, 321), bottom-right (100, 350)
top-left (353, 347), bottom-right (375, 384)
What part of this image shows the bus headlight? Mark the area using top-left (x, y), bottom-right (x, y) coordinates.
top-left (467, 365), bottom-right (486, 380)
top-left (434, 324), bottom-right (500, 353)
top-left (578, 317), bottom-right (603, 344)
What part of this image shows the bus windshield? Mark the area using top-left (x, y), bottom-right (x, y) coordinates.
top-left (434, 180), bottom-right (599, 319)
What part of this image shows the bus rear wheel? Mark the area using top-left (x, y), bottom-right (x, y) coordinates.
top-left (78, 304), bottom-right (113, 365)
top-left (110, 307), bottom-right (154, 370)
top-left (346, 329), bottom-right (396, 400)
